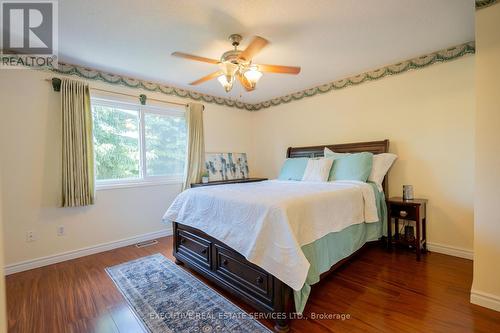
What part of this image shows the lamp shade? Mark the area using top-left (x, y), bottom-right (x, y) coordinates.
top-left (244, 66), bottom-right (263, 87)
top-left (217, 75), bottom-right (234, 92)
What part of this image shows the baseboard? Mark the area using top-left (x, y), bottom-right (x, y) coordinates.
top-left (471, 289), bottom-right (500, 312)
top-left (4, 231), bottom-right (473, 274)
top-left (4, 227), bottom-right (173, 275)
top-left (426, 242), bottom-right (474, 260)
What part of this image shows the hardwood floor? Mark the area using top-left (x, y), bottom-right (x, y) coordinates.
top-left (6, 236), bottom-right (500, 333)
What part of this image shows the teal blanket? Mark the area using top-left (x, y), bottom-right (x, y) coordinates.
top-left (294, 182), bottom-right (387, 313)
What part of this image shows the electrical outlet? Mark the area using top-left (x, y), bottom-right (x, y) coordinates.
top-left (57, 225), bottom-right (65, 236)
top-left (26, 231), bottom-right (37, 242)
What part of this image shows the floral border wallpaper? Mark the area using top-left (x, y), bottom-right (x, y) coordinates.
top-left (41, 41), bottom-right (474, 112)
top-left (476, 0), bottom-right (499, 9)
top-left (51, 63), bottom-right (256, 111)
top-left (251, 42), bottom-right (475, 110)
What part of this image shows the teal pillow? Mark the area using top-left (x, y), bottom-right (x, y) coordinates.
top-left (329, 152), bottom-right (373, 181)
top-left (324, 147), bottom-right (349, 160)
top-left (278, 158), bottom-right (309, 181)
top-left (324, 148), bottom-right (350, 180)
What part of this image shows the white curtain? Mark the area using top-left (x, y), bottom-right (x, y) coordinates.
top-left (183, 103), bottom-right (205, 190)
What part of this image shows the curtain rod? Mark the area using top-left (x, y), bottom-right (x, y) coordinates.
top-left (45, 77), bottom-right (188, 107)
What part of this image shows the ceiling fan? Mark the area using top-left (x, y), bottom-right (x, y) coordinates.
top-left (171, 34), bottom-right (301, 93)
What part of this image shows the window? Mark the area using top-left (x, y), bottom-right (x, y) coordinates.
top-left (91, 97), bottom-right (186, 189)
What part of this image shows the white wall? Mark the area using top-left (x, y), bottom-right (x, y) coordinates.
top-left (0, 69), bottom-right (255, 268)
top-left (471, 4), bottom-right (500, 312)
top-left (252, 56), bottom-right (475, 256)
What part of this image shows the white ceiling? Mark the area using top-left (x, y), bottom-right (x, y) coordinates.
top-left (58, 0), bottom-right (475, 104)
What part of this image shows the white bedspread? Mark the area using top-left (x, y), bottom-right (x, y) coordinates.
top-left (162, 180), bottom-right (378, 291)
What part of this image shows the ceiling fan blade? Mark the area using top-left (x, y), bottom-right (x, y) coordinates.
top-left (238, 36), bottom-right (269, 61)
top-left (190, 71), bottom-right (223, 85)
top-left (237, 73), bottom-right (255, 91)
top-left (172, 52), bottom-right (220, 64)
top-left (257, 64), bottom-right (301, 74)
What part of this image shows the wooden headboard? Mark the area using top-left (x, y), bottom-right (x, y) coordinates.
top-left (286, 140), bottom-right (390, 194)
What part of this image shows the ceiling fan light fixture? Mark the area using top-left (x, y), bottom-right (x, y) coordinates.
top-left (243, 65), bottom-right (263, 87)
top-left (217, 75), bottom-right (234, 92)
top-left (172, 34), bottom-right (300, 92)
top-left (218, 62), bottom-right (239, 77)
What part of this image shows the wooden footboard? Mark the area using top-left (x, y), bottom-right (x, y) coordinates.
top-left (173, 222), bottom-right (293, 332)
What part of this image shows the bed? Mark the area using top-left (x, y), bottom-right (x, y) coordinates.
top-left (163, 140), bottom-right (390, 332)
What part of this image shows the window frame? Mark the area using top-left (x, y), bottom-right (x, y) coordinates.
top-left (91, 97), bottom-right (186, 190)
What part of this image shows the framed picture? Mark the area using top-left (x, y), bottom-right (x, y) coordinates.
top-left (205, 152), bottom-right (249, 181)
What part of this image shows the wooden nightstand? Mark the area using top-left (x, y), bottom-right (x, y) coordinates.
top-left (387, 197), bottom-right (428, 261)
top-left (191, 177), bottom-right (268, 188)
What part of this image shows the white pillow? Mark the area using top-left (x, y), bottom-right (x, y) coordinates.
top-left (302, 158), bottom-right (333, 182)
top-left (368, 153), bottom-right (398, 190)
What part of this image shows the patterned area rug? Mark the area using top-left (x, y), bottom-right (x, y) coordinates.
top-left (106, 253), bottom-right (272, 333)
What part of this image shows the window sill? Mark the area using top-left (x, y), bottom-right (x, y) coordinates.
top-left (96, 179), bottom-right (183, 191)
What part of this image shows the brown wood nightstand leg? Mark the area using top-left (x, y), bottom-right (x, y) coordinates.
top-left (416, 210), bottom-right (421, 261)
top-left (395, 218), bottom-right (399, 241)
top-left (422, 217), bottom-right (427, 252)
top-left (387, 214), bottom-right (392, 251)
